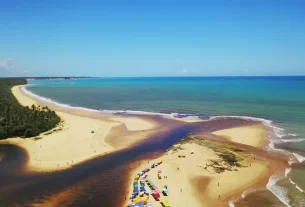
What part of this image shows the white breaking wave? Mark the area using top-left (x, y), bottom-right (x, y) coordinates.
top-left (273, 126), bottom-right (286, 138)
top-left (22, 86), bottom-right (100, 113)
top-left (180, 115), bottom-right (202, 121)
top-left (281, 138), bottom-right (305, 143)
top-left (268, 140), bottom-right (297, 165)
top-left (293, 153), bottom-right (305, 163)
top-left (296, 185), bottom-right (305, 193)
top-left (24, 84), bottom-right (305, 165)
top-left (267, 174), bottom-right (291, 207)
top-left (288, 133), bottom-right (298, 137)
top-left (23, 86), bottom-right (206, 123)
top-left (289, 179), bottom-right (296, 185)
top-left (288, 178), bottom-right (305, 194)
top-left (210, 115), bottom-right (273, 125)
top-left (285, 168), bottom-right (292, 176)
top-left (23, 83), bottom-right (304, 207)
top-left (228, 200), bottom-right (235, 207)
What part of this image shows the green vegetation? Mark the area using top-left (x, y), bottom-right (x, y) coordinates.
top-left (0, 78), bottom-right (60, 139)
top-left (170, 136), bottom-right (251, 173)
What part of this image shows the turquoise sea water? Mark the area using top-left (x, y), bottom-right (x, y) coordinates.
top-left (26, 77), bottom-right (305, 206)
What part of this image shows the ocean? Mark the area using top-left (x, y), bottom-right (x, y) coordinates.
top-left (25, 76), bottom-right (305, 206)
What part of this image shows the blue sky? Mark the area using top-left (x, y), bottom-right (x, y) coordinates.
top-left (1, 0), bottom-right (305, 77)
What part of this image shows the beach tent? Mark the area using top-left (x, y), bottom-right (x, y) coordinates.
top-left (152, 192), bottom-right (160, 200)
top-left (132, 197), bottom-right (140, 203)
top-left (147, 202), bottom-right (152, 207)
top-left (133, 187), bottom-right (139, 194)
top-left (91, 130), bottom-right (95, 133)
top-left (161, 201), bottom-right (170, 207)
top-left (136, 202), bottom-right (144, 207)
top-left (162, 188), bottom-right (168, 196)
top-left (158, 169), bottom-right (162, 173)
top-left (151, 164), bottom-right (155, 168)
top-left (141, 174), bottom-right (148, 179)
top-left (144, 192), bottom-right (150, 196)
top-left (191, 150), bottom-right (194, 154)
top-left (133, 180), bottom-right (138, 185)
top-left (140, 186), bottom-right (146, 192)
top-left (158, 160), bottom-right (163, 164)
top-left (143, 168), bottom-right (150, 173)
top-left (153, 189), bottom-right (160, 194)
top-left (131, 194), bottom-right (137, 199)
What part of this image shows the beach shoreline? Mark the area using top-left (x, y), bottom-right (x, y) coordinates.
top-left (0, 85), bottom-right (160, 172)
top-left (0, 84), bottom-right (289, 207)
top-left (124, 124), bottom-right (288, 207)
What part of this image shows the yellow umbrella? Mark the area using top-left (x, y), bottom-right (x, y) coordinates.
top-left (142, 196), bottom-right (149, 202)
top-left (161, 201), bottom-right (170, 207)
top-left (132, 197), bottom-right (140, 203)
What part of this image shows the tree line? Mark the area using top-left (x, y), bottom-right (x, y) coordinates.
top-left (0, 78), bottom-right (60, 139)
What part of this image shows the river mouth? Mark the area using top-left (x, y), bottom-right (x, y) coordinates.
top-left (0, 117), bottom-right (286, 207)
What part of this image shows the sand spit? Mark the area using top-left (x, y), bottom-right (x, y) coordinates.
top-left (0, 86), bottom-right (157, 172)
top-left (212, 124), bottom-right (267, 147)
top-left (125, 125), bottom-right (286, 207)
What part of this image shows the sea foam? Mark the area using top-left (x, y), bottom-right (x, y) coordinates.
top-left (281, 138), bottom-right (305, 143)
top-left (22, 83), bottom-right (303, 207)
top-left (285, 168), bottom-right (292, 176)
top-left (21, 86), bottom-right (100, 113)
top-left (228, 200), bottom-right (235, 207)
top-left (267, 174), bottom-right (291, 207)
top-left (293, 153), bottom-right (305, 163)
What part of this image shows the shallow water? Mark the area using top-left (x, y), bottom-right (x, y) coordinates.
top-left (0, 117), bottom-right (215, 206)
top-left (15, 77), bottom-right (305, 206)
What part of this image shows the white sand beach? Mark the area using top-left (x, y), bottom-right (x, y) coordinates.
top-left (124, 125), bottom-right (279, 207)
top-left (0, 86), bottom-right (158, 172)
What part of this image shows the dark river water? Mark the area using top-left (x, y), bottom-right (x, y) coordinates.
top-left (0, 117), bottom-right (289, 207)
top-left (0, 117), bottom-right (201, 207)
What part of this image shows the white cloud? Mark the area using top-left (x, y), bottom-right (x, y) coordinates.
top-left (0, 58), bottom-right (14, 70)
top-left (181, 68), bottom-right (189, 73)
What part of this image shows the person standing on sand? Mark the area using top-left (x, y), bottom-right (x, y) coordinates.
top-left (218, 182), bottom-right (219, 187)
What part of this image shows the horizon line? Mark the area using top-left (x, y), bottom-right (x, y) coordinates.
top-left (1, 75), bottom-right (305, 79)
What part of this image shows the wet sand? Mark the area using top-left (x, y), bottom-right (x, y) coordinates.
top-left (0, 85), bottom-right (289, 207)
top-left (0, 85), bottom-right (160, 172)
top-left (125, 124), bottom-right (288, 207)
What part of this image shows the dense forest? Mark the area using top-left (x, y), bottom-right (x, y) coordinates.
top-left (0, 78), bottom-right (60, 139)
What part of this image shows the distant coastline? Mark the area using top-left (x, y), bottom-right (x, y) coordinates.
top-left (1, 84), bottom-right (161, 172)
top-left (0, 79), bottom-right (297, 207)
